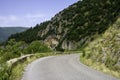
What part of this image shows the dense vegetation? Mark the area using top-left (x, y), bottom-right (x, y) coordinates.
top-left (1, 0), bottom-right (120, 79)
top-left (0, 39), bottom-right (51, 63)
top-left (0, 39), bottom-right (51, 80)
top-left (9, 0), bottom-right (120, 50)
top-left (9, 22), bottom-right (50, 43)
top-left (0, 27), bottom-right (27, 42)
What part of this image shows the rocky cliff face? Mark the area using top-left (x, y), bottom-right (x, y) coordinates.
top-left (37, 0), bottom-right (120, 50)
top-left (36, 12), bottom-right (74, 50)
top-left (9, 0), bottom-right (120, 50)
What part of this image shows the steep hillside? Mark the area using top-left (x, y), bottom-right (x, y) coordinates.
top-left (8, 22), bottom-right (50, 43)
top-left (81, 18), bottom-right (120, 78)
top-left (0, 27), bottom-right (27, 42)
top-left (9, 0), bottom-right (120, 50)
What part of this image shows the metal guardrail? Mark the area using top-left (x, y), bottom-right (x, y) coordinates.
top-left (7, 54), bottom-right (34, 66)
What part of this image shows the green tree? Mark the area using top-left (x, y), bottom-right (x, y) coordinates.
top-left (24, 41), bottom-right (51, 54)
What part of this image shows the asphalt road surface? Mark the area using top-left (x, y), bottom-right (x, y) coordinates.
top-left (22, 54), bottom-right (119, 80)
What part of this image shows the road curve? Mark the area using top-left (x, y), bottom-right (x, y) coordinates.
top-left (21, 54), bottom-right (118, 80)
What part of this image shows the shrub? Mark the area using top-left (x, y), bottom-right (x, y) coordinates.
top-left (24, 41), bottom-right (51, 54)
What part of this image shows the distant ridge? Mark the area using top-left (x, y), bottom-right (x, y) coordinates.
top-left (0, 27), bottom-right (28, 42)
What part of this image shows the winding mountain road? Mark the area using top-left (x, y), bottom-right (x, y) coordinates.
top-left (22, 54), bottom-right (118, 80)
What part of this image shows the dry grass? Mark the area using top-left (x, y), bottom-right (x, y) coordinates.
top-left (80, 57), bottom-right (120, 79)
top-left (9, 52), bottom-right (58, 80)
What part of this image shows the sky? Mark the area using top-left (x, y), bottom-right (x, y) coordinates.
top-left (0, 0), bottom-right (78, 27)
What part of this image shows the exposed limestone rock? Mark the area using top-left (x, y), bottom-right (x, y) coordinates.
top-left (61, 39), bottom-right (77, 50)
top-left (44, 35), bottom-right (59, 50)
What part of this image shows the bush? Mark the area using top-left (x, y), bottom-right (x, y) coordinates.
top-left (0, 64), bottom-right (11, 80)
top-left (24, 41), bottom-right (51, 54)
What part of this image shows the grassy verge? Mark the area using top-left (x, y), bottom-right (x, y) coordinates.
top-left (80, 56), bottom-right (120, 79)
top-left (9, 52), bottom-right (60, 80)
